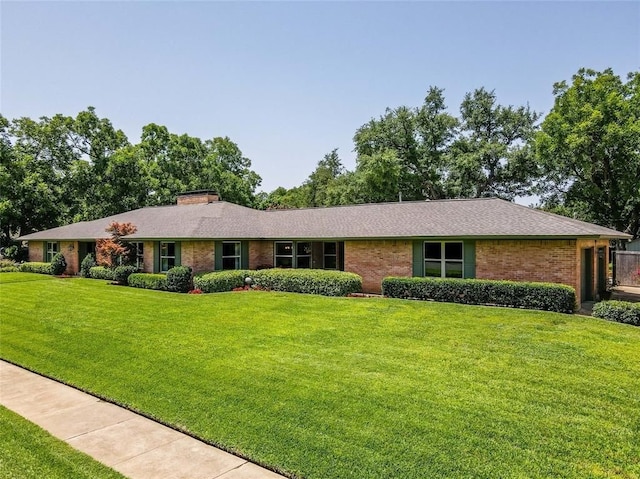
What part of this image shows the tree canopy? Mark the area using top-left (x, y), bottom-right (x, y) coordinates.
top-left (0, 108), bottom-right (261, 243)
top-left (536, 68), bottom-right (640, 239)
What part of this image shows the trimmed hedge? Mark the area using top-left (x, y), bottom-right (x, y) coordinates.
top-left (194, 270), bottom-right (251, 293)
top-left (194, 269), bottom-right (362, 296)
top-left (89, 266), bottom-right (116, 281)
top-left (166, 265), bottom-right (193, 293)
top-left (382, 277), bottom-right (576, 313)
top-left (114, 265), bottom-right (138, 285)
top-left (19, 262), bottom-right (54, 275)
top-left (252, 269), bottom-right (362, 297)
top-left (592, 300), bottom-right (640, 326)
top-left (128, 273), bottom-right (168, 291)
top-left (0, 266), bottom-right (20, 273)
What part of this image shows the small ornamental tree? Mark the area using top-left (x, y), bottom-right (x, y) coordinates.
top-left (96, 222), bottom-right (137, 268)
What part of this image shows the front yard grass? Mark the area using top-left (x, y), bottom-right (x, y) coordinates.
top-left (0, 405), bottom-right (125, 479)
top-left (1, 273), bottom-right (639, 478)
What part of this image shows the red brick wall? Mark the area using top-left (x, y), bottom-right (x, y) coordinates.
top-left (181, 241), bottom-right (215, 273)
top-left (28, 241), bottom-right (79, 274)
top-left (28, 241), bottom-right (44, 263)
top-left (59, 241), bottom-right (79, 275)
top-left (344, 240), bottom-right (413, 293)
top-left (177, 193), bottom-right (219, 205)
top-left (249, 241), bottom-right (274, 269)
top-left (142, 241), bottom-right (155, 273)
top-left (476, 239), bottom-right (577, 287)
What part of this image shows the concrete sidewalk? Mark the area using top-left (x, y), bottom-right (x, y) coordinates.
top-left (0, 360), bottom-right (286, 479)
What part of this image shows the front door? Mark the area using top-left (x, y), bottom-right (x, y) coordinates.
top-left (581, 248), bottom-right (594, 302)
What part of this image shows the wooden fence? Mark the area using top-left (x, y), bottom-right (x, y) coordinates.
top-left (615, 251), bottom-right (640, 286)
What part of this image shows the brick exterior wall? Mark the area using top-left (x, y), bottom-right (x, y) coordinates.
top-left (59, 241), bottom-right (79, 275)
top-left (28, 241), bottom-right (44, 263)
top-left (28, 241), bottom-right (79, 275)
top-left (176, 193), bottom-right (219, 205)
top-left (181, 241), bottom-right (215, 273)
top-left (476, 239), bottom-right (577, 286)
top-left (344, 240), bottom-right (413, 293)
top-left (142, 241), bottom-right (155, 273)
top-left (476, 239), bottom-right (609, 306)
top-left (249, 241), bottom-right (274, 269)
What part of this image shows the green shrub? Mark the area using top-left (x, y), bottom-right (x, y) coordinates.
top-left (80, 254), bottom-right (97, 278)
top-left (166, 265), bottom-right (193, 293)
top-left (252, 269), bottom-right (362, 297)
top-left (128, 273), bottom-right (168, 291)
top-left (89, 266), bottom-right (116, 281)
top-left (19, 262), bottom-right (54, 275)
top-left (50, 253), bottom-right (67, 275)
top-left (592, 300), bottom-right (640, 326)
top-left (113, 265), bottom-right (138, 285)
top-left (0, 266), bottom-right (19, 273)
top-left (0, 259), bottom-right (16, 268)
top-left (194, 270), bottom-right (251, 293)
top-left (382, 277), bottom-right (576, 314)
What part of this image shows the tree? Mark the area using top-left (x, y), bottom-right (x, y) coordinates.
top-left (353, 87), bottom-right (457, 201)
top-left (95, 222), bottom-right (137, 268)
top-left (447, 88), bottom-right (540, 200)
top-left (536, 68), bottom-right (640, 238)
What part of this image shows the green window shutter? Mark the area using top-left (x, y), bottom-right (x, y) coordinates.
top-left (42, 242), bottom-right (47, 262)
top-left (241, 241), bottom-right (249, 269)
top-left (214, 242), bottom-right (223, 271)
top-left (412, 240), bottom-right (423, 277)
top-left (464, 241), bottom-right (476, 279)
top-left (154, 242), bottom-right (160, 273)
top-left (175, 242), bottom-right (181, 266)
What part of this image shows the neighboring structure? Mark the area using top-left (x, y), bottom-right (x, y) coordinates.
top-left (18, 190), bottom-right (631, 305)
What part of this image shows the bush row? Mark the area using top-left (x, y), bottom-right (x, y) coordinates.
top-left (0, 266), bottom-right (20, 273)
top-left (194, 270), bottom-right (251, 292)
top-left (88, 266), bottom-right (116, 281)
top-left (194, 269), bottom-right (362, 297)
top-left (18, 253), bottom-right (67, 276)
top-left (382, 277), bottom-right (576, 313)
top-left (19, 262), bottom-right (54, 275)
top-left (127, 273), bottom-right (168, 291)
top-left (592, 300), bottom-right (640, 326)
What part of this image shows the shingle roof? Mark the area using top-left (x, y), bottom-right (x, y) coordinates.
top-left (17, 198), bottom-right (631, 241)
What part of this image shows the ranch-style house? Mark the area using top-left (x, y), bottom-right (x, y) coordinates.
top-left (18, 190), bottom-right (631, 306)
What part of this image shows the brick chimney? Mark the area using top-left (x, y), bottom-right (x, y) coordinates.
top-left (176, 190), bottom-right (220, 205)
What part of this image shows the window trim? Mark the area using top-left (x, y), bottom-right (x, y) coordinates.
top-left (274, 241), bottom-right (294, 268)
top-left (131, 242), bottom-right (144, 269)
top-left (323, 242), bottom-right (338, 270)
top-left (221, 241), bottom-right (242, 270)
top-left (160, 241), bottom-right (176, 273)
top-left (423, 241), bottom-right (464, 278)
top-left (46, 241), bottom-right (59, 263)
top-left (295, 242), bottom-right (312, 269)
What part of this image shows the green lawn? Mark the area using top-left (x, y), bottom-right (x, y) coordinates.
top-left (0, 405), bottom-right (125, 479)
top-left (1, 272), bottom-right (639, 478)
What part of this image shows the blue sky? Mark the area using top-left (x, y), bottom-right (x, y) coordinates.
top-left (2, 1), bottom-right (639, 194)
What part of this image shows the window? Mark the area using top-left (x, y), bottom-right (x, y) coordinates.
top-left (131, 242), bottom-right (144, 269)
top-left (424, 241), bottom-right (463, 278)
top-left (160, 242), bottom-right (176, 272)
top-left (323, 242), bottom-right (337, 269)
top-left (222, 241), bottom-right (241, 270)
top-left (46, 242), bottom-right (59, 263)
top-left (296, 242), bottom-right (312, 268)
top-left (274, 242), bottom-right (294, 268)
